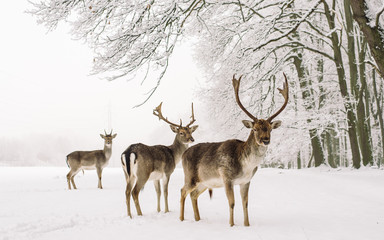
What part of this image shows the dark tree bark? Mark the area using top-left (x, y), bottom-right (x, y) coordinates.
top-left (297, 151), bottom-right (302, 169)
top-left (357, 41), bottom-right (374, 166)
top-left (345, 0), bottom-right (374, 166)
top-left (322, 0), bottom-right (361, 168)
top-left (372, 69), bottom-right (384, 165)
top-left (293, 53), bottom-right (325, 167)
top-left (350, 0), bottom-right (384, 79)
top-left (325, 129), bottom-right (338, 168)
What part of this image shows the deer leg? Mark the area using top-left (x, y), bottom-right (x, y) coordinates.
top-left (190, 184), bottom-right (207, 221)
top-left (224, 181), bottom-right (235, 227)
top-left (69, 169), bottom-right (80, 190)
top-left (97, 167), bottom-right (103, 189)
top-left (132, 185), bottom-right (143, 216)
top-left (162, 176), bottom-right (170, 213)
top-left (71, 175), bottom-right (77, 189)
top-left (180, 183), bottom-right (197, 221)
top-left (154, 180), bottom-right (161, 212)
top-left (132, 176), bottom-right (148, 216)
top-left (123, 169), bottom-right (129, 182)
top-left (66, 170), bottom-right (73, 190)
top-left (125, 176), bottom-right (136, 218)
top-left (240, 182), bottom-right (251, 226)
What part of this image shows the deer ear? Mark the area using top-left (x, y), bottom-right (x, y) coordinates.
top-left (112, 133), bottom-right (117, 138)
top-left (190, 125), bottom-right (199, 133)
top-left (100, 134), bottom-right (105, 139)
top-left (271, 120), bottom-right (282, 129)
top-left (170, 125), bottom-right (179, 133)
top-left (242, 120), bottom-right (254, 129)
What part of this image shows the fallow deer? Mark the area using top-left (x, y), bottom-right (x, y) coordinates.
top-left (180, 74), bottom-right (289, 226)
top-left (66, 130), bottom-right (117, 190)
top-left (121, 103), bottom-right (198, 218)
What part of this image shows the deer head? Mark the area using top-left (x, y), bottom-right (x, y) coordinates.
top-left (232, 74), bottom-right (289, 146)
top-left (153, 102), bottom-right (198, 143)
top-left (100, 130), bottom-right (117, 145)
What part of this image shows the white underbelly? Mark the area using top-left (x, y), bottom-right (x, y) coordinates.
top-left (82, 165), bottom-right (96, 170)
top-left (201, 170), bottom-right (255, 188)
top-left (148, 171), bottom-right (165, 181)
top-left (233, 173), bottom-right (253, 185)
top-left (202, 178), bottom-right (224, 188)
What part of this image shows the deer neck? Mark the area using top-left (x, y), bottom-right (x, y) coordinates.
top-left (103, 143), bottom-right (113, 160)
top-left (169, 135), bottom-right (188, 165)
top-left (243, 131), bottom-right (268, 158)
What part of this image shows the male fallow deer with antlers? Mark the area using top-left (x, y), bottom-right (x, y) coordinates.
top-left (180, 74), bottom-right (289, 226)
top-left (66, 130), bottom-right (117, 190)
top-left (121, 103), bottom-right (198, 218)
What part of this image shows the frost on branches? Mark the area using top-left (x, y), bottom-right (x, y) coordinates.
top-left (29, 0), bottom-right (203, 105)
top-left (29, 0), bottom-right (384, 168)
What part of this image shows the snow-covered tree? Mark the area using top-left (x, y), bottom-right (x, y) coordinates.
top-left (30, 0), bottom-right (384, 168)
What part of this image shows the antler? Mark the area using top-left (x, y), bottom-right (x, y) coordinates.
top-left (103, 129), bottom-right (113, 136)
top-left (153, 102), bottom-right (181, 127)
top-left (186, 103), bottom-right (196, 128)
top-left (232, 74), bottom-right (258, 121)
top-left (267, 73), bottom-right (289, 122)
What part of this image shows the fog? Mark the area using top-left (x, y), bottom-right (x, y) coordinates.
top-left (0, 2), bottom-right (207, 166)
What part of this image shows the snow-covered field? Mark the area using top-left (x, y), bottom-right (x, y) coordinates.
top-left (0, 166), bottom-right (383, 240)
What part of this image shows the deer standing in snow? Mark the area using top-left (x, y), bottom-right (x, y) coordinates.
top-left (180, 74), bottom-right (289, 226)
top-left (121, 103), bottom-right (198, 218)
top-left (66, 130), bottom-right (117, 190)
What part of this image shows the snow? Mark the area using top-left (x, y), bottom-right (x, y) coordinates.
top-left (0, 167), bottom-right (383, 240)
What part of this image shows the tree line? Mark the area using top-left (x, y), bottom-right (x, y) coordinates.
top-left (29, 0), bottom-right (384, 169)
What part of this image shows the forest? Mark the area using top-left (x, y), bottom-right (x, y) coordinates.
top-left (1, 1), bottom-right (384, 239)
top-left (26, 0), bottom-right (384, 169)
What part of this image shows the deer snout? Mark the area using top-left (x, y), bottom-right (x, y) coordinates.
top-left (189, 137), bottom-right (195, 143)
top-left (262, 137), bottom-right (270, 145)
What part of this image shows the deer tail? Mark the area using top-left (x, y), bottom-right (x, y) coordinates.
top-left (121, 147), bottom-right (137, 181)
top-left (65, 156), bottom-right (70, 168)
top-left (208, 188), bottom-right (213, 199)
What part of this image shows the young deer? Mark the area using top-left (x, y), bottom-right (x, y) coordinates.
top-left (121, 103), bottom-right (198, 218)
top-left (66, 130), bottom-right (117, 190)
top-left (180, 74), bottom-right (289, 226)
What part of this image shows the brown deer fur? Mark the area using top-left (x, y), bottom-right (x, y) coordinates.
top-left (180, 74), bottom-right (288, 226)
top-left (121, 103), bottom-right (198, 218)
top-left (66, 131), bottom-right (117, 190)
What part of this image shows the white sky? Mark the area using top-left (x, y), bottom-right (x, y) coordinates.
top-left (0, 2), bottom-right (205, 156)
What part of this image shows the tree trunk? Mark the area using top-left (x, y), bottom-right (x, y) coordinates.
top-left (297, 151), bottom-right (302, 169)
top-left (357, 40), bottom-right (373, 166)
top-left (318, 55), bottom-right (339, 167)
top-left (350, 0), bottom-right (384, 79)
top-left (372, 69), bottom-right (384, 165)
top-left (325, 128), bottom-right (338, 168)
top-left (344, 0), bottom-right (359, 97)
top-left (293, 53), bottom-right (325, 167)
top-left (345, 0), bottom-right (374, 166)
top-left (309, 129), bottom-right (325, 167)
top-left (322, 0), bottom-right (361, 168)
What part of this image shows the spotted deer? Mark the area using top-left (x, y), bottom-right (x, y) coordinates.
top-left (66, 130), bottom-right (117, 190)
top-left (180, 74), bottom-right (289, 226)
top-left (121, 103), bottom-right (198, 218)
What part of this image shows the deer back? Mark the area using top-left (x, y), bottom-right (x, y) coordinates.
top-left (67, 150), bottom-right (107, 169)
top-left (122, 143), bottom-right (177, 178)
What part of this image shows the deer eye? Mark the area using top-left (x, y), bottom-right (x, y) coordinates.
top-left (180, 132), bottom-right (184, 136)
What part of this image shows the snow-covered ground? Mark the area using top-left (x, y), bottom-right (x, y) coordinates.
top-left (0, 166), bottom-right (383, 240)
